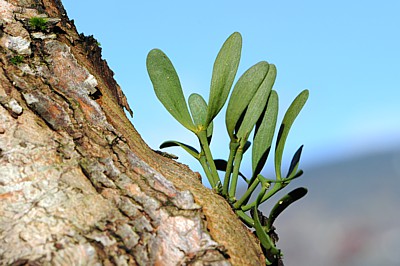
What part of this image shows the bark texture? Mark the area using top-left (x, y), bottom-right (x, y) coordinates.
top-left (0, 0), bottom-right (265, 265)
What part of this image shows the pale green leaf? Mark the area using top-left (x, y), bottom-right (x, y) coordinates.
top-left (206, 32), bottom-right (242, 125)
top-left (237, 64), bottom-right (277, 141)
top-left (275, 89), bottom-right (309, 180)
top-left (188, 93), bottom-right (208, 131)
top-left (251, 90), bottom-right (279, 178)
top-left (147, 49), bottom-right (195, 131)
top-left (225, 61), bottom-right (269, 140)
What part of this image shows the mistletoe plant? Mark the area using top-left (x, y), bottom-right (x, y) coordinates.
top-left (147, 32), bottom-right (308, 265)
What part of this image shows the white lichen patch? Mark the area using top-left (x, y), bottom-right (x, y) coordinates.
top-left (6, 98), bottom-right (23, 115)
top-left (22, 92), bottom-right (39, 105)
top-left (2, 35), bottom-right (31, 55)
top-left (18, 63), bottom-right (36, 75)
top-left (83, 74), bottom-right (98, 95)
top-left (31, 32), bottom-right (57, 40)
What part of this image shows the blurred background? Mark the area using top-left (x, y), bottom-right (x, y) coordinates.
top-left (63, 1), bottom-right (400, 265)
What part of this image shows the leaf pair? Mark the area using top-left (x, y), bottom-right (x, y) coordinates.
top-left (251, 89), bottom-right (308, 184)
top-left (146, 32), bottom-right (242, 135)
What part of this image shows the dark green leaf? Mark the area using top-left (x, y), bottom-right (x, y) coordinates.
top-left (267, 187), bottom-right (308, 230)
top-left (226, 61), bottom-right (269, 140)
top-left (252, 91), bottom-right (279, 178)
top-left (147, 49), bottom-right (195, 131)
top-left (206, 32), bottom-right (242, 125)
top-left (275, 89), bottom-right (309, 180)
top-left (286, 145), bottom-right (303, 178)
top-left (243, 141), bottom-right (251, 154)
top-left (237, 64), bottom-right (276, 141)
top-left (160, 140), bottom-right (199, 159)
top-left (188, 93), bottom-right (208, 131)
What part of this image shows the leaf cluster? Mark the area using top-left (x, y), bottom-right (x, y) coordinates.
top-left (29, 17), bottom-right (48, 31)
top-left (10, 55), bottom-right (24, 66)
top-left (147, 32), bottom-right (309, 265)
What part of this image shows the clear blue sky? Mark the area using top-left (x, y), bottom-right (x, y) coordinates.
top-left (63, 0), bottom-right (400, 171)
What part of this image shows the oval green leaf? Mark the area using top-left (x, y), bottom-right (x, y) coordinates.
top-left (159, 140), bottom-right (200, 159)
top-left (206, 32), bottom-right (242, 125)
top-left (226, 61), bottom-right (270, 140)
top-left (251, 90), bottom-right (279, 179)
top-left (188, 93), bottom-right (208, 131)
top-left (274, 89), bottom-right (309, 180)
top-left (237, 64), bottom-right (276, 141)
top-left (147, 49), bottom-right (195, 131)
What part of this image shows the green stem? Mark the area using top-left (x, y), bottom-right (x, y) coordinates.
top-left (222, 141), bottom-right (239, 197)
top-left (235, 210), bottom-right (254, 227)
top-left (228, 146), bottom-right (244, 199)
top-left (197, 130), bottom-right (220, 189)
top-left (233, 177), bottom-right (260, 209)
top-left (241, 183), bottom-right (282, 212)
top-left (198, 153), bottom-right (215, 187)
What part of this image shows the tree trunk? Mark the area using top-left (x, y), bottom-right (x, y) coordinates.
top-left (0, 0), bottom-right (264, 265)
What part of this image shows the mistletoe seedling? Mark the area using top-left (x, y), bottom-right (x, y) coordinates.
top-left (10, 55), bottom-right (24, 66)
top-left (147, 32), bottom-right (309, 265)
top-left (29, 17), bottom-right (48, 31)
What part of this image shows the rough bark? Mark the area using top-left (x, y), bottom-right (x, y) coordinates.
top-left (0, 0), bottom-right (265, 265)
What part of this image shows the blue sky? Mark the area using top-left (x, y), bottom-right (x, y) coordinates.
top-left (63, 1), bottom-right (400, 171)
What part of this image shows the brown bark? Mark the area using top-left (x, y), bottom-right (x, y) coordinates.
top-left (0, 0), bottom-right (265, 265)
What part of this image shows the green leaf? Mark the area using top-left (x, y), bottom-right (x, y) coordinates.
top-left (275, 89), bottom-right (309, 180)
top-left (188, 93), bottom-right (208, 131)
top-left (226, 61), bottom-right (270, 140)
top-left (160, 140), bottom-right (200, 159)
top-left (266, 187), bottom-right (308, 230)
top-left (286, 145), bottom-right (303, 179)
top-left (206, 32), bottom-right (242, 125)
top-left (251, 90), bottom-right (279, 178)
top-left (237, 64), bottom-right (276, 141)
top-left (147, 49), bottom-right (195, 131)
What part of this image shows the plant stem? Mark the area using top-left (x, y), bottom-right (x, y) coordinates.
top-left (222, 141), bottom-right (239, 197)
top-left (241, 183), bottom-right (282, 212)
top-left (198, 153), bottom-right (215, 187)
top-left (228, 146), bottom-right (244, 198)
top-left (235, 210), bottom-right (254, 227)
top-left (233, 177), bottom-right (260, 209)
top-left (197, 130), bottom-right (220, 188)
